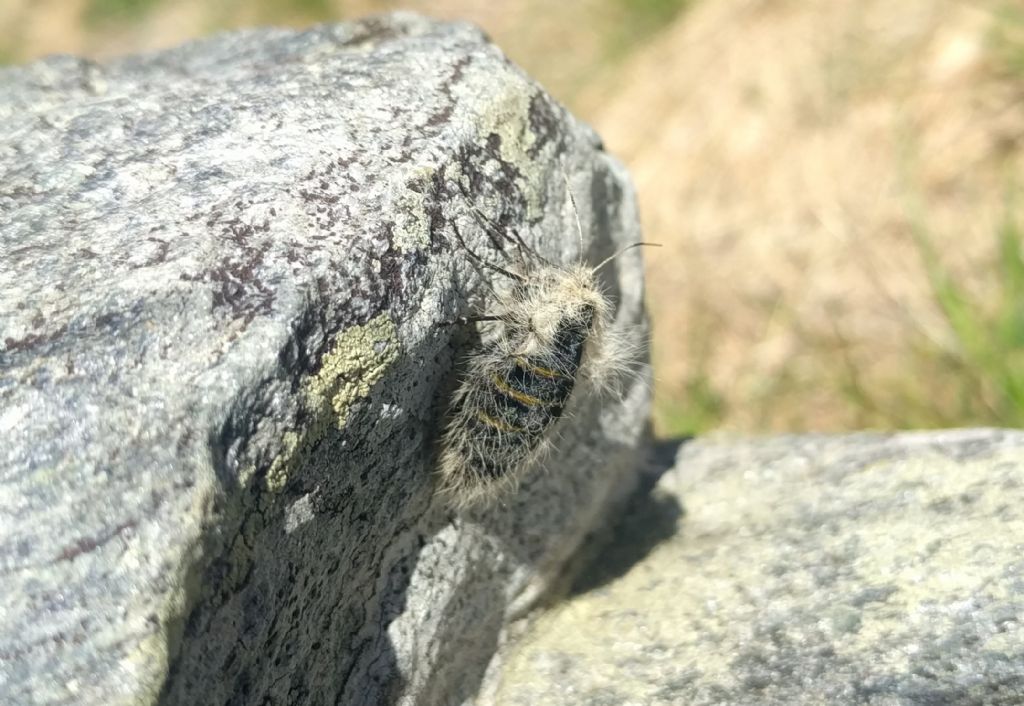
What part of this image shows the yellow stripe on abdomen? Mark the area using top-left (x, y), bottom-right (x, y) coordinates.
top-left (475, 409), bottom-right (523, 433)
top-left (514, 356), bottom-right (565, 380)
top-left (491, 373), bottom-right (551, 407)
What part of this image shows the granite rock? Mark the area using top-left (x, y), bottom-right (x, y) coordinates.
top-left (0, 14), bottom-right (650, 705)
top-left (489, 430), bottom-right (1024, 706)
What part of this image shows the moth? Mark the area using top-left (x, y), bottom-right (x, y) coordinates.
top-left (437, 174), bottom-right (655, 506)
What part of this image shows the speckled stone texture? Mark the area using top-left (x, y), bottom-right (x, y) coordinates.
top-left (488, 430), bottom-right (1024, 706)
top-left (0, 14), bottom-right (651, 706)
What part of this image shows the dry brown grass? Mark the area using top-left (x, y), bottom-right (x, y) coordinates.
top-left (3, 0), bottom-right (1022, 435)
top-left (584, 0), bottom-right (1024, 433)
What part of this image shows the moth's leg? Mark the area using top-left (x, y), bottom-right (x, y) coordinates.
top-left (450, 219), bottom-right (526, 283)
top-left (436, 315), bottom-right (506, 328)
top-left (455, 180), bottom-right (553, 270)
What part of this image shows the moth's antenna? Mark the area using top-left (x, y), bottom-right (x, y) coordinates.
top-left (562, 170), bottom-right (585, 265)
top-left (592, 242), bottom-right (662, 274)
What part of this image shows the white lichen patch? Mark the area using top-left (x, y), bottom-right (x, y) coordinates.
top-left (284, 493), bottom-right (316, 534)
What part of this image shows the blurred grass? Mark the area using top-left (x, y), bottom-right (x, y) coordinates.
top-left (656, 336), bottom-right (728, 437)
top-left (990, 2), bottom-right (1024, 77)
top-left (83, 0), bottom-right (339, 33)
top-left (649, 1), bottom-right (1024, 438)
top-left (605, 0), bottom-right (692, 58)
top-left (83, 0), bottom-right (161, 27)
top-left (910, 193), bottom-right (1024, 427)
top-left (657, 193), bottom-right (1024, 438)
top-left (846, 6), bottom-right (1024, 432)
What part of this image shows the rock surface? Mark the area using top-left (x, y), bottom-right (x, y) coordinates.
top-left (488, 430), bottom-right (1024, 706)
top-left (0, 14), bottom-right (650, 706)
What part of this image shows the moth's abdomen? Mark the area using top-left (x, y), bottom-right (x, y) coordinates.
top-left (457, 352), bottom-right (577, 480)
top-left (439, 315), bottom-right (593, 503)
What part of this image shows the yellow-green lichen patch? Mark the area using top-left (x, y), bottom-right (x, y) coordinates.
top-left (265, 314), bottom-right (398, 493)
top-left (306, 313), bottom-right (399, 428)
top-left (391, 167), bottom-right (435, 253)
top-left (263, 431), bottom-right (300, 494)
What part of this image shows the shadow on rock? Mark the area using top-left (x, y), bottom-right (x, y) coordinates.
top-left (569, 438), bottom-right (690, 596)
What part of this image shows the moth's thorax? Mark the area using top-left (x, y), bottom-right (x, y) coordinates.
top-left (524, 265), bottom-right (603, 342)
